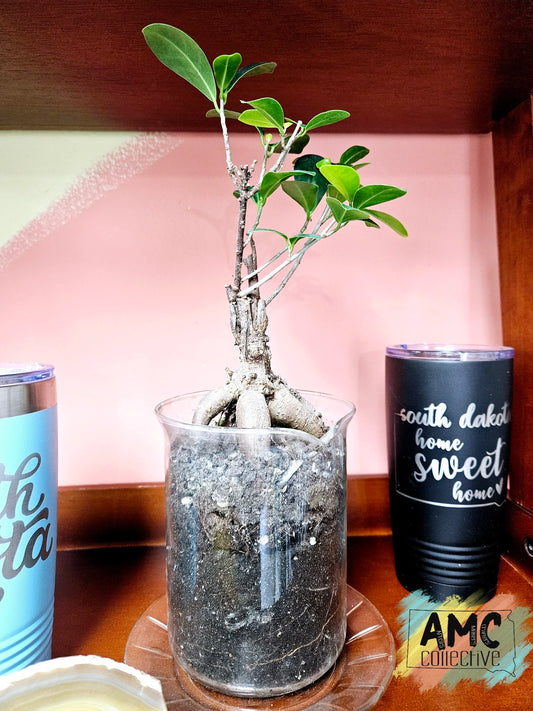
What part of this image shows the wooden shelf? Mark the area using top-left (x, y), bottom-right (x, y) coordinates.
top-left (2, 0), bottom-right (532, 133)
top-left (53, 479), bottom-right (532, 707)
top-left (52, 539), bottom-right (533, 709)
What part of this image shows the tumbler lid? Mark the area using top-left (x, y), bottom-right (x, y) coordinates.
top-left (0, 363), bottom-right (55, 386)
top-left (386, 344), bottom-right (514, 361)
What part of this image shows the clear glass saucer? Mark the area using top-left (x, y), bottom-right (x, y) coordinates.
top-left (125, 585), bottom-right (395, 711)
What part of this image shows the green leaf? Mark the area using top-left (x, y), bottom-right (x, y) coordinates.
top-left (228, 61), bottom-right (276, 91)
top-left (285, 233), bottom-right (318, 255)
top-left (339, 145), bottom-right (370, 165)
top-left (206, 108), bottom-right (242, 120)
top-left (305, 110), bottom-right (350, 131)
top-left (281, 180), bottom-right (319, 219)
top-left (365, 209), bottom-right (408, 236)
top-left (326, 197), bottom-right (372, 226)
top-left (238, 109), bottom-right (280, 128)
top-left (213, 53), bottom-right (241, 97)
top-left (253, 227), bottom-right (287, 240)
top-left (293, 154), bottom-right (329, 205)
top-left (142, 24), bottom-right (216, 103)
top-left (353, 184), bottom-right (407, 209)
top-left (326, 185), bottom-right (346, 202)
top-left (253, 228), bottom-right (317, 255)
top-left (319, 164), bottom-right (361, 203)
top-left (258, 170), bottom-right (311, 203)
top-left (271, 133), bottom-right (310, 154)
top-left (243, 98), bottom-right (284, 132)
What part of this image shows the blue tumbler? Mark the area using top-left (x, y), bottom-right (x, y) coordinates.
top-left (0, 364), bottom-right (58, 675)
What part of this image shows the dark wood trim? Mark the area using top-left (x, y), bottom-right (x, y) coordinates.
top-left (57, 480), bottom-right (533, 579)
top-left (506, 500), bottom-right (533, 578)
top-left (57, 475), bottom-right (392, 550)
top-left (2, 1), bottom-right (532, 133)
top-left (346, 475), bottom-right (391, 538)
top-left (58, 484), bottom-right (166, 550)
top-left (493, 94), bottom-right (533, 513)
top-left (492, 94), bottom-right (533, 579)
top-left (493, 90), bottom-right (533, 581)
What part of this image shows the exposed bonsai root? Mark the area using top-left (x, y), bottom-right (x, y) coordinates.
top-left (236, 389), bottom-right (271, 429)
top-left (192, 366), bottom-right (327, 438)
top-left (268, 385), bottom-right (327, 438)
top-left (192, 382), bottom-right (239, 426)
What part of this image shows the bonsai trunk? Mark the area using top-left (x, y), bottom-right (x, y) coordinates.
top-left (192, 290), bottom-right (327, 436)
top-left (192, 171), bottom-right (327, 438)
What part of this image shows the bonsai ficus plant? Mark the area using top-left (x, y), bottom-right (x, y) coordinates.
top-left (143, 24), bottom-right (407, 436)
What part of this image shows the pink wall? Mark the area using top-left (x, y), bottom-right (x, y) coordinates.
top-left (0, 132), bottom-right (502, 486)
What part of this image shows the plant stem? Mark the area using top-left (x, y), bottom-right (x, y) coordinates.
top-left (264, 251), bottom-right (305, 305)
top-left (244, 203), bottom-right (264, 248)
top-left (234, 176), bottom-right (250, 293)
top-left (238, 237), bottom-right (318, 299)
top-left (270, 121), bottom-right (304, 172)
top-left (241, 247), bottom-right (288, 282)
top-left (219, 98), bottom-right (238, 184)
top-left (249, 121), bottom-right (305, 198)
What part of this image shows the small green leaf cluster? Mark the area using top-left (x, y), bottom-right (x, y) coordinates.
top-left (319, 153), bottom-right (407, 237)
top-left (142, 24), bottom-right (349, 149)
top-left (142, 24), bottom-right (407, 297)
top-left (249, 149), bottom-right (407, 255)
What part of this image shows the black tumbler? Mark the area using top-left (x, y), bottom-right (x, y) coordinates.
top-left (386, 344), bottom-right (513, 601)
